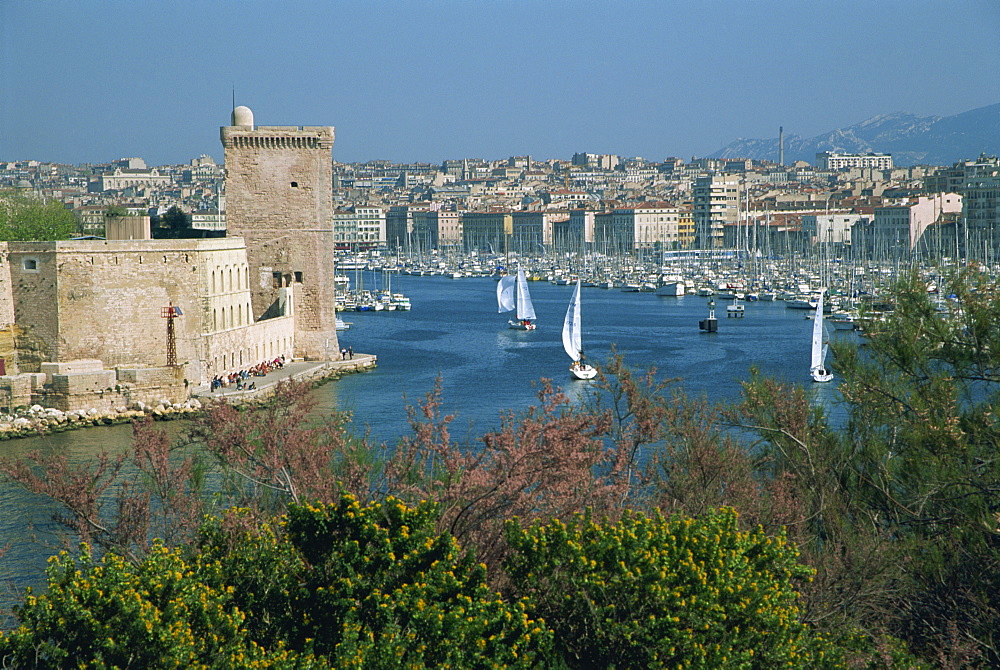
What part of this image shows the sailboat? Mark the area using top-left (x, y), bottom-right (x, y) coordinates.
top-left (497, 267), bottom-right (537, 330)
top-left (810, 288), bottom-right (834, 383)
top-left (563, 279), bottom-right (597, 380)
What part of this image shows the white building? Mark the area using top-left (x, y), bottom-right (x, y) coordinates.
top-left (693, 174), bottom-right (741, 248)
top-left (333, 205), bottom-right (386, 251)
top-left (99, 167), bottom-right (172, 191)
top-left (597, 202), bottom-right (680, 252)
top-left (816, 152), bottom-right (893, 171)
top-left (801, 211), bottom-right (867, 246)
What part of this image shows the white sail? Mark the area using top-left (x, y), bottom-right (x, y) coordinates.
top-left (497, 274), bottom-right (516, 313)
top-left (562, 279), bottom-right (583, 361)
top-left (514, 268), bottom-right (536, 321)
top-left (810, 289), bottom-right (832, 383)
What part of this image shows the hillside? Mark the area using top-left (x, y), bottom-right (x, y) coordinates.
top-left (709, 102), bottom-right (1000, 166)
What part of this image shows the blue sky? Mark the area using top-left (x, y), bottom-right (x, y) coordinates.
top-left (2, 0), bottom-right (998, 167)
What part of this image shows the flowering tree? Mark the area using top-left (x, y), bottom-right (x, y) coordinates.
top-left (0, 417), bottom-right (206, 562)
top-left (383, 376), bottom-right (622, 572)
top-left (193, 380), bottom-right (374, 512)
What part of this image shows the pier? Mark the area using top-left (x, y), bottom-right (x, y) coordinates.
top-left (190, 354), bottom-right (377, 402)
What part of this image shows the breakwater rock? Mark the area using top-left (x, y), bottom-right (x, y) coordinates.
top-left (0, 399), bottom-right (204, 439)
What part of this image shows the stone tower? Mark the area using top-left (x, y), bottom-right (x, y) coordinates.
top-left (221, 106), bottom-right (339, 360)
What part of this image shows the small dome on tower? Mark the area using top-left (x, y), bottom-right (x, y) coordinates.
top-left (231, 105), bottom-right (254, 128)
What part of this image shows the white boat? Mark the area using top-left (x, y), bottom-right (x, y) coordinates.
top-left (655, 279), bottom-right (686, 297)
top-left (335, 317), bottom-right (350, 331)
top-left (497, 268), bottom-right (537, 330)
top-left (810, 289), bottom-right (834, 383)
top-left (563, 279), bottom-right (597, 380)
top-left (390, 293), bottom-right (411, 311)
top-left (787, 296), bottom-right (818, 310)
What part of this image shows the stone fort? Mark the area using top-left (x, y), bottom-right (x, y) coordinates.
top-left (0, 105), bottom-right (340, 411)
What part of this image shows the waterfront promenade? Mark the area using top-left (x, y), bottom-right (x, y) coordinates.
top-left (189, 354), bottom-right (377, 401)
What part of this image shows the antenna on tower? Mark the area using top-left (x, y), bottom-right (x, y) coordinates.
top-left (232, 87), bottom-right (236, 112)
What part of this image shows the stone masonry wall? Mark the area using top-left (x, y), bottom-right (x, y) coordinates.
top-left (221, 122), bottom-right (340, 360)
top-left (8, 243), bottom-right (60, 372)
top-left (7, 238), bottom-right (275, 385)
top-left (202, 313), bottom-right (296, 378)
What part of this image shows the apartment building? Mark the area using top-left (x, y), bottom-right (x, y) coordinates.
top-left (962, 175), bottom-right (1000, 259)
top-left (816, 152), bottom-right (894, 171)
top-left (333, 205), bottom-right (386, 251)
top-left (411, 208), bottom-right (463, 251)
top-left (553, 209), bottom-right (595, 251)
top-left (865, 193), bottom-right (963, 256)
top-left (693, 174), bottom-right (741, 248)
top-left (462, 210), bottom-right (513, 253)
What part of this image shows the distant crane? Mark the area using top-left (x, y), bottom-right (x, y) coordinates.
top-left (161, 303), bottom-right (183, 366)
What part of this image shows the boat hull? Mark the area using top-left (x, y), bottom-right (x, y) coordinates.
top-left (811, 368), bottom-right (834, 383)
top-left (655, 281), bottom-right (686, 296)
top-left (570, 363), bottom-right (597, 380)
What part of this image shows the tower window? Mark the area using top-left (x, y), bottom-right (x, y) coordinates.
top-left (22, 258), bottom-right (39, 272)
top-left (290, 181), bottom-right (298, 188)
top-left (294, 271), bottom-right (303, 283)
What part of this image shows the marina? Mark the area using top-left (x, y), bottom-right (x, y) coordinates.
top-left (333, 247), bottom-right (961, 327)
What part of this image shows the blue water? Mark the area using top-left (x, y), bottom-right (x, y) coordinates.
top-left (0, 275), bottom-right (848, 615)
top-left (319, 275), bottom-right (844, 445)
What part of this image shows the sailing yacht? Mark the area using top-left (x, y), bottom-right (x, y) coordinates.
top-left (563, 279), bottom-right (597, 379)
top-left (810, 288), bottom-right (834, 382)
top-left (497, 267), bottom-right (537, 330)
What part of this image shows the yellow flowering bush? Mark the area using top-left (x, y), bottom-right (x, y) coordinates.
top-left (192, 496), bottom-right (550, 668)
top-left (0, 543), bottom-right (321, 668)
top-left (505, 507), bottom-right (837, 669)
top-left (280, 495), bottom-right (548, 667)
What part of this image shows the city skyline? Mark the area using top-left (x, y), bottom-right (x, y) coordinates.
top-left (2, 0), bottom-right (999, 167)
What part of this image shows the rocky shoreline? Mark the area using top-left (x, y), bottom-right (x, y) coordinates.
top-left (0, 399), bottom-right (205, 439)
top-left (0, 355), bottom-right (377, 440)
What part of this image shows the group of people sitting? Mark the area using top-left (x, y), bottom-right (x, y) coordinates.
top-left (210, 356), bottom-right (286, 392)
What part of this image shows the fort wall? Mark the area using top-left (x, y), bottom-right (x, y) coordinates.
top-left (221, 120), bottom-right (339, 359)
top-left (6, 238), bottom-right (290, 385)
top-left (0, 108), bottom-right (348, 411)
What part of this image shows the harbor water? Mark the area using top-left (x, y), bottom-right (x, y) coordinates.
top-left (322, 275), bottom-right (844, 445)
top-left (0, 274), bottom-right (848, 613)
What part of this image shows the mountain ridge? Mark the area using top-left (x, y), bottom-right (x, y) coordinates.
top-left (708, 102), bottom-right (1000, 167)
